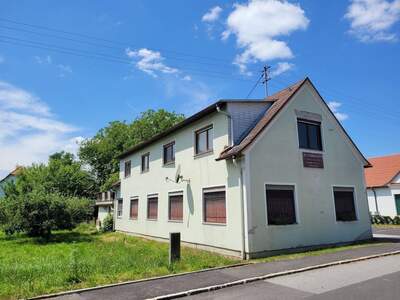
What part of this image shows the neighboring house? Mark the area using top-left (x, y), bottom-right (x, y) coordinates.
top-left (0, 166), bottom-right (22, 198)
top-left (95, 181), bottom-right (120, 228)
top-left (115, 78), bottom-right (372, 259)
top-left (365, 154), bottom-right (400, 217)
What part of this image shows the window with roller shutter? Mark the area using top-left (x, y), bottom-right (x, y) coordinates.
top-left (147, 195), bottom-right (158, 220)
top-left (203, 187), bottom-right (226, 224)
top-left (169, 193), bottom-right (183, 221)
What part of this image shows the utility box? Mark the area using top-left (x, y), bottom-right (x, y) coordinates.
top-left (169, 232), bottom-right (181, 264)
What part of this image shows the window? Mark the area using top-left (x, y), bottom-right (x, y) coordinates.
top-left (130, 197), bottom-right (138, 219)
top-left (169, 193), bottom-right (183, 221)
top-left (141, 153), bottom-right (149, 172)
top-left (203, 187), bottom-right (226, 224)
top-left (124, 160), bottom-right (131, 177)
top-left (117, 199), bottom-right (123, 218)
top-left (333, 187), bottom-right (357, 221)
top-left (265, 185), bottom-right (296, 225)
top-left (147, 195), bottom-right (158, 220)
top-left (163, 142), bottom-right (175, 165)
top-left (297, 120), bottom-right (322, 151)
top-left (195, 125), bottom-right (213, 155)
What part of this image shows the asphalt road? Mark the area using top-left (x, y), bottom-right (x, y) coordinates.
top-left (185, 254), bottom-right (400, 300)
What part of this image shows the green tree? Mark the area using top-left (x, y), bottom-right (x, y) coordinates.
top-left (14, 151), bottom-right (96, 198)
top-left (79, 109), bottom-right (184, 189)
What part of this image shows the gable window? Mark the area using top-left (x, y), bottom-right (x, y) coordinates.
top-left (195, 125), bottom-right (213, 155)
top-left (169, 192), bottom-right (183, 221)
top-left (130, 197), bottom-right (138, 219)
top-left (124, 160), bottom-right (131, 178)
top-left (333, 187), bottom-right (357, 221)
top-left (203, 187), bottom-right (226, 224)
top-left (163, 142), bottom-right (175, 165)
top-left (147, 195), bottom-right (158, 220)
top-left (265, 185), bottom-right (296, 225)
top-left (117, 199), bottom-right (123, 218)
top-left (297, 120), bottom-right (322, 151)
top-left (141, 153), bottom-right (149, 172)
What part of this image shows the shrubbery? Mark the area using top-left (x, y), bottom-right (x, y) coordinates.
top-left (101, 213), bottom-right (114, 233)
top-left (0, 191), bottom-right (94, 237)
top-left (371, 215), bottom-right (400, 225)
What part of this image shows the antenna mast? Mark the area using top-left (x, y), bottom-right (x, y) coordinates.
top-left (262, 65), bottom-right (271, 97)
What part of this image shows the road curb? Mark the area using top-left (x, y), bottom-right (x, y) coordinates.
top-left (151, 250), bottom-right (400, 300)
top-left (29, 262), bottom-right (250, 300)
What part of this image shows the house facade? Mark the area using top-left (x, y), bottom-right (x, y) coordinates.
top-left (115, 78), bottom-right (372, 258)
top-left (365, 154), bottom-right (400, 217)
top-left (0, 166), bottom-right (22, 198)
top-left (95, 181), bottom-right (120, 229)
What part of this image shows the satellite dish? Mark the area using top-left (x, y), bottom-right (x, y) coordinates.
top-left (175, 165), bottom-right (182, 183)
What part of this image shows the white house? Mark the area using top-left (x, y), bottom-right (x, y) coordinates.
top-left (115, 78), bottom-right (372, 259)
top-left (95, 181), bottom-right (121, 229)
top-left (0, 166), bottom-right (22, 198)
top-left (365, 154), bottom-right (400, 217)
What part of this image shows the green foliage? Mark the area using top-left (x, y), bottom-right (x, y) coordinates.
top-left (371, 214), bottom-right (400, 225)
top-left (0, 191), bottom-right (94, 237)
top-left (67, 248), bottom-right (90, 284)
top-left (101, 213), bottom-right (114, 232)
top-left (10, 151), bottom-right (97, 199)
top-left (100, 172), bottom-right (119, 192)
top-left (79, 109), bottom-right (185, 186)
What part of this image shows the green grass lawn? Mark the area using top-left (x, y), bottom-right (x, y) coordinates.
top-left (0, 224), bottom-right (236, 299)
top-left (0, 224), bottom-right (384, 299)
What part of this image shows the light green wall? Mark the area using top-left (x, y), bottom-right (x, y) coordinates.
top-left (245, 82), bottom-right (372, 254)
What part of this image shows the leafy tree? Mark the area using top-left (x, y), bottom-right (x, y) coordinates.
top-left (14, 151), bottom-right (96, 198)
top-left (79, 109), bottom-right (184, 189)
top-left (0, 191), bottom-right (93, 237)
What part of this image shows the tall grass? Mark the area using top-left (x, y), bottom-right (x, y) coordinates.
top-left (0, 225), bottom-right (235, 299)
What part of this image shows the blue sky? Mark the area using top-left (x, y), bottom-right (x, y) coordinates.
top-left (0, 0), bottom-right (399, 177)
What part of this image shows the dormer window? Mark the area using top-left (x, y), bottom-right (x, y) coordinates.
top-left (297, 119), bottom-right (322, 151)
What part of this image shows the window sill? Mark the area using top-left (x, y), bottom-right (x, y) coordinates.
top-left (266, 223), bottom-right (300, 228)
top-left (168, 219), bottom-right (183, 223)
top-left (299, 148), bottom-right (324, 154)
top-left (194, 150), bottom-right (213, 159)
top-left (147, 218), bottom-right (158, 221)
top-left (124, 175), bottom-right (131, 179)
top-left (141, 170), bottom-right (149, 174)
top-left (117, 216), bottom-right (123, 219)
top-left (336, 219), bottom-right (358, 223)
top-left (163, 161), bottom-right (175, 167)
top-left (129, 217), bottom-right (138, 221)
top-left (202, 221), bottom-right (226, 226)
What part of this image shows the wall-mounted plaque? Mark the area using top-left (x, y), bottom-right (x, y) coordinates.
top-left (303, 152), bottom-right (324, 168)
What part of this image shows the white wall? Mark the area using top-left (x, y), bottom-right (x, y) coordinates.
top-left (367, 186), bottom-right (400, 217)
top-left (245, 82), bottom-right (372, 254)
top-left (97, 205), bottom-right (112, 228)
top-left (115, 112), bottom-right (245, 255)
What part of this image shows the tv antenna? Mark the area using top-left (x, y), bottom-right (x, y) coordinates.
top-left (262, 65), bottom-right (271, 97)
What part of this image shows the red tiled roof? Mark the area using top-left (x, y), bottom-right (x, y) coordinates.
top-left (365, 154), bottom-right (400, 187)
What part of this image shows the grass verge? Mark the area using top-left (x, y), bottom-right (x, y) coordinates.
top-left (0, 224), bottom-right (235, 299)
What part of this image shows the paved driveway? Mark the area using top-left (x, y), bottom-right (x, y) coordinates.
top-left (373, 226), bottom-right (400, 236)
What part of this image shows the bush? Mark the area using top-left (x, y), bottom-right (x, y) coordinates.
top-left (0, 191), bottom-right (94, 237)
top-left (101, 213), bottom-right (114, 233)
top-left (371, 214), bottom-right (400, 225)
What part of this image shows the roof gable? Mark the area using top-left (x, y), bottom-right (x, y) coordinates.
top-left (365, 154), bottom-right (400, 187)
top-left (217, 78), bottom-right (370, 168)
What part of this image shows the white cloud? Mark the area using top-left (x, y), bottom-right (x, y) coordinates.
top-left (0, 81), bottom-right (83, 175)
top-left (182, 75), bottom-right (192, 81)
top-left (223, 0), bottom-right (309, 73)
top-left (0, 81), bottom-right (51, 116)
top-left (202, 6), bottom-right (223, 22)
top-left (328, 101), bottom-right (349, 121)
top-left (34, 55), bottom-right (72, 77)
top-left (345, 0), bottom-right (400, 42)
top-left (126, 48), bottom-right (179, 77)
top-left (270, 62), bottom-right (294, 77)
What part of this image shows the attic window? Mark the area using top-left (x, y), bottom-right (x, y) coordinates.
top-left (297, 119), bottom-right (322, 151)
